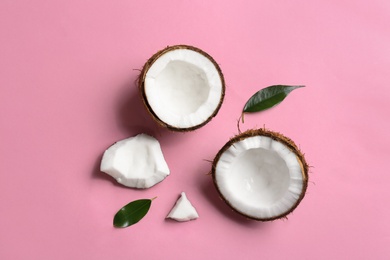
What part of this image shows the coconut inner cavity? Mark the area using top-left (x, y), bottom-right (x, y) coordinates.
top-left (154, 60), bottom-right (210, 116)
top-left (228, 148), bottom-right (290, 207)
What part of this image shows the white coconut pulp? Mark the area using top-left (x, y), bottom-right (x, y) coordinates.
top-left (143, 46), bottom-right (224, 129)
top-left (167, 192), bottom-right (199, 222)
top-left (100, 134), bottom-right (170, 189)
top-left (214, 135), bottom-right (306, 220)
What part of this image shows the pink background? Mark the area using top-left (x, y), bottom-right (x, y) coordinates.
top-left (1, 1), bottom-right (389, 259)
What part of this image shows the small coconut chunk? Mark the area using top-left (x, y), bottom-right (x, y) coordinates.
top-left (166, 192), bottom-right (199, 222)
top-left (100, 134), bottom-right (170, 189)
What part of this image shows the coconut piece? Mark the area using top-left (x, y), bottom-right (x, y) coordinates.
top-left (212, 129), bottom-right (309, 221)
top-left (139, 45), bottom-right (225, 131)
top-left (166, 192), bottom-right (199, 222)
top-left (100, 134), bottom-right (170, 189)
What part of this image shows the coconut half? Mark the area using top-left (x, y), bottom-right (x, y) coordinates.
top-left (139, 45), bottom-right (225, 131)
top-left (212, 129), bottom-right (309, 221)
top-left (100, 134), bottom-right (170, 189)
top-left (166, 192), bottom-right (199, 222)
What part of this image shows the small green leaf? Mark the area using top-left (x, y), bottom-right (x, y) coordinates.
top-left (243, 85), bottom-right (304, 113)
top-left (113, 197), bottom-right (156, 228)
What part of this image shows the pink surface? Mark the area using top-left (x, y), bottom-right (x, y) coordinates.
top-left (1, 1), bottom-right (390, 259)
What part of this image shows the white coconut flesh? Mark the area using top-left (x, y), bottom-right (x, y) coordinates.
top-left (215, 136), bottom-right (305, 220)
top-left (166, 192), bottom-right (199, 222)
top-left (100, 134), bottom-right (170, 189)
top-left (144, 48), bottom-right (223, 129)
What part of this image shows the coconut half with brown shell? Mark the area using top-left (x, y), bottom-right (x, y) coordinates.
top-left (139, 45), bottom-right (225, 131)
top-left (212, 129), bottom-right (309, 221)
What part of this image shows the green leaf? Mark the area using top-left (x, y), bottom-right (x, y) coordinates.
top-left (113, 197), bottom-right (156, 228)
top-left (243, 85), bottom-right (304, 113)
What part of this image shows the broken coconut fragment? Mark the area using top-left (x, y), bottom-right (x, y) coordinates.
top-left (166, 192), bottom-right (199, 222)
top-left (100, 134), bottom-right (170, 189)
top-left (139, 45), bottom-right (225, 131)
top-left (212, 129), bottom-right (309, 221)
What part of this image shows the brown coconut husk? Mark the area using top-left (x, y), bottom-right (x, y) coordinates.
top-left (138, 45), bottom-right (225, 132)
top-left (211, 128), bottom-right (309, 221)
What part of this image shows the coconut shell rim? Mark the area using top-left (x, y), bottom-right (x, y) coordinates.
top-left (138, 44), bottom-right (226, 132)
top-left (211, 128), bottom-right (309, 221)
